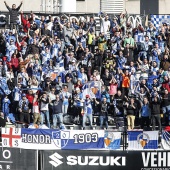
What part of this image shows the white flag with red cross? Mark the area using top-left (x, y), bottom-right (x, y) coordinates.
top-left (1, 128), bottom-right (21, 147)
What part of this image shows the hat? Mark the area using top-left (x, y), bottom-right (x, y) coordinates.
top-left (22, 93), bottom-right (26, 97)
top-left (86, 95), bottom-right (90, 98)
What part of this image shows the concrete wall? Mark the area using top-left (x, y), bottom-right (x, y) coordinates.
top-left (76, 0), bottom-right (100, 13)
top-left (1, 0), bottom-right (170, 14)
top-left (124, 0), bottom-right (140, 14)
top-left (159, 0), bottom-right (170, 14)
top-left (124, 0), bottom-right (170, 15)
top-left (1, 0), bottom-right (42, 12)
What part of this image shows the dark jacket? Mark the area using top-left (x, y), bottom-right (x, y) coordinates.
top-left (150, 98), bottom-right (161, 115)
top-left (102, 74), bottom-right (112, 86)
top-left (0, 117), bottom-right (6, 127)
top-left (161, 93), bottom-right (170, 107)
top-left (123, 47), bottom-right (134, 64)
top-left (99, 102), bottom-right (110, 116)
top-left (5, 3), bottom-right (22, 24)
top-left (26, 44), bottom-right (40, 55)
top-left (52, 100), bottom-right (63, 114)
top-left (126, 103), bottom-right (137, 116)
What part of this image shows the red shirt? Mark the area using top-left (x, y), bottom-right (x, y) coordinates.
top-left (162, 81), bottom-right (170, 92)
top-left (11, 57), bottom-right (19, 69)
top-left (26, 94), bottom-right (34, 104)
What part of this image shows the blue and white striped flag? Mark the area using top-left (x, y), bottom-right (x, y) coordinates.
top-left (128, 131), bottom-right (158, 150)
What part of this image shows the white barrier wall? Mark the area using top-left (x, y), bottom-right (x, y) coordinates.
top-left (60, 0), bottom-right (76, 13)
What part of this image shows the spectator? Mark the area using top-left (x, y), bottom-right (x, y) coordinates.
top-left (124, 32), bottom-right (134, 48)
top-left (18, 93), bottom-right (30, 124)
top-left (161, 89), bottom-right (170, 126)
top-left (39, 92), bottom-right (50, 128)
top-left (61, 85), bottom-right (71, 115)
top-left (20, 10), bottom-right (33, 33)
top-left (32, 94), bottom-right (41, 125)
top-left (95, 96), bottom-right (110, 129)
top-left (52, 94), bottom-right (65, 129)
top-left (1, 8), bottom-right (170, 132)
top-left (150, 94), bottom-right (162, 131)
top-left (100, 14), bottom-right (110, 36)
top-left (2, 95), bottom-right (11, 118)
top-left (114, 90), bottom-right (124, 117)
top-left (140, 97), bottom-right (151, 129)
top-left (0, 112), bottom-right (6, 127)
top-left (125, 97), bottom-right (137, 130)
top-left (82, 95), bottom-right (93, 129)
top-left (4, 1), bottom-right (23, 30)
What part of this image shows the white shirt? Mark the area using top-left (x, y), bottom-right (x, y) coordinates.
top-left (101, 18), bottom-right (110, 34)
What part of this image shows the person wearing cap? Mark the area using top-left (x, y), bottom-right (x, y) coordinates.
top-left (82, 94), bottom-right (93, 129)
top-left (18, 93), bottom-right (31, 124)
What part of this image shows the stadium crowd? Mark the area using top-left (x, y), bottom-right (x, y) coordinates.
top-left (0, 1), bottom-right (170, 131)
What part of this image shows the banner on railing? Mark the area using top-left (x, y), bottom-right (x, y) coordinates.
top-left (127, 130), bottom-right (159, 150)
top-left (1, 128), bottom-right (121, 150)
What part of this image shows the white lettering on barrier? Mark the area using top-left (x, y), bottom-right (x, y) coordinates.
top-left (21, 134), bottom-right (51, 144)
top-left (66, 156), bottom-right (126, 166)
top-left (142, 152), bottom-right (170, 167)
top-left (2, 150), bottom-right (11, 159)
